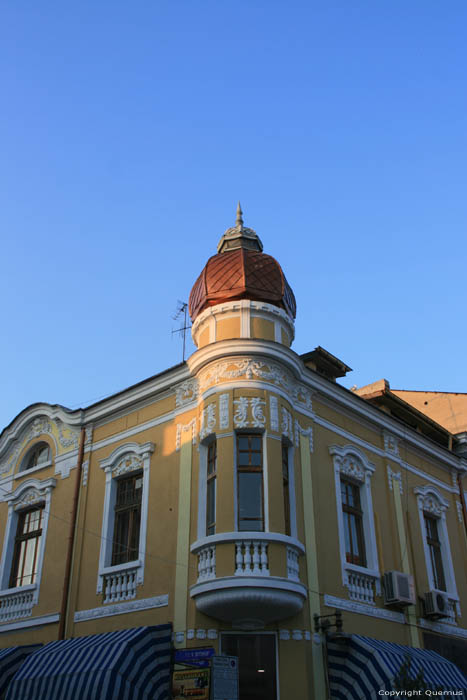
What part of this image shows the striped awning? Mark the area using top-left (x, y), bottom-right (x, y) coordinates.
top-left (327, 634), bottom-right (467, 699)
top-left (6, 625), bottom-right (172, 700)
top-left (0, 644), bottom-right (42, 697)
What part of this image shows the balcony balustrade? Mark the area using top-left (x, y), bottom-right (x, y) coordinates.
top-left (0, 585), bottom-right (35, 622)
top-left (190, 533), bottom-right (307, 627)
top-left (102, 567), bottom-right (138, 604)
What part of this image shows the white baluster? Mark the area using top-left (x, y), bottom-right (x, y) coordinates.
top-left (244, 541), bottom-right (252, 574)
top-left (252, 542), bottom-right (261, 575)
top-left (235, 542), bottom-right (243, 575)
top-left (261, 543), bottom-right (269, 575)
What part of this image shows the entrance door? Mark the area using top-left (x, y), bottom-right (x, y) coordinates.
top-left (221, 633), bottom-right (277, 700)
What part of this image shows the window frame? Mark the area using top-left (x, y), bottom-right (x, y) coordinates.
top-left (281, 439), bottom-right (291, 537)
top-left (329, 445), bottom-right (380, 596)
top-left (206, 440), bottom-right (217, 537)
top-left (111, 472), bottom-right (143, 566)
top-left (340, 477), bottom-right (367, 567)
top-left (0, 477), bottom-right (56, 606)
top-left (414, 485), bottom-right (459, 611)
top-left (236, 432), bottom-right (265, 533)
top-left (97, 442), bottom-right (154, 596)
top-left (19, 441), bottom-right (52, 473)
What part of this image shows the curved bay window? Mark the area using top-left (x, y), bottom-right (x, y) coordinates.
top-left (237, 434), bottom-right (263, 532)
top-left (340, 478), bottom-right (366, 567)
top-left (112, 473), bottom-right (142, 566)
top-left (10, 507), bottom-right (44, 587)
top-left (206, 441), bottom-right (217, 536)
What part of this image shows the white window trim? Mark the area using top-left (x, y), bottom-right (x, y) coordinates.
top-left (97, 441), bottom-right (154, 594)
top-left (329, 445), bottom-right (380, 596)
top-left (234, 430), bottom-right (269, 533)
top-left (0, 477), bottom-right (57, 605)
top-left (282, 439), bottom-right (298, 539)
top-left (197, 434), bottom-right (217, 540)
top-left (414, 485), bottom-right (459, 612)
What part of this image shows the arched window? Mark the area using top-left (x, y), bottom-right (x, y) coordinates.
top-left (20, 443), bottom-right (51, 472)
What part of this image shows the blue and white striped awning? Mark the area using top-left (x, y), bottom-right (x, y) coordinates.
top-left (327, 634), bottom-right (467, 699)
top-left (0, 644), bottom-right (42, 697)
top-left (6, 625), bottom-right (172, 700)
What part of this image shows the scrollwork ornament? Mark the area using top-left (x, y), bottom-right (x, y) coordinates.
top-left (233, 397), bottom-right (249, 428)
top-left (250, 398), bottom-right (266, 427)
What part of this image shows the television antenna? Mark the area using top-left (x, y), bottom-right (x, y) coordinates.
top-left (172, 301), bottom-right (191, 361)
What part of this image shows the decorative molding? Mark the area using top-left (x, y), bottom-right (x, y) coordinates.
top-left (292, 629), bottom-right (303, 640)
top-left (233, 397), bottom-right (249, 428)
top-left (0, 612), bottom-right (60, 634)
top-left (456, 502), bottom-right (463, 523)
top-left (329, 444), bottom-right (375, 483)
top-left (187, 629), bottom-right (195, 640)
top-left (175, 379), bottom-right (199, 407)
top-left (383, 431), bottom-right (400, 457)
top-left (82, 460), bottom-right (89, 487)
top-left (207, 629), bottom-right (218, 639)
top-left (250, 398), bottom-right (266, 428)
top-left (54, 453), bottom-right (78, 479)
top-left (74, 594), bottom-right (168, 622)
top-left (418, 617), bottom-right (467, 639)
top-left (281, 408), bottom-right (293, 441)
top-left (219, 393), bottom-right (229, 429)
top-left (451, 470), bottom-right (458, 489)
top-left (387, 465), bottom-right (403, 494)
top-left (1, 417), bottom-right (54, 475)
top-left (56, 419), bottom-right (79, 450)
top-left (324, 594), bottom-right (405, 624)
top-left (269, 396), bottom-right (279, 432)
top-left (196, 629), bottom-right (207, 639)
top-left (175, 631), bottom-right (185, 643)
top-left (414, 485), bottom-right (449, 517)
top-left (295, 420), bottom-right (313, 452)
top-left (4, 477), bottom-right (57, 507)
top-left (279, 630), bottom-right (290, 640)
top-left (176, 420), bottom-right (197, 451)
top-left (85, 425), bottom-right (93, 445)
top-left (200, 403), bottom-right (216, 440)
top-left (198, 358), bottom-right (312, 411)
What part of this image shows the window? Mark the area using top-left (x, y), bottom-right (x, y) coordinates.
top-left (20, 443), bottom-right (51, 472)
top-left (10, 507), bottom-right (44, 587)
top-left (282, 441), bottom-right (291, 536)
top-left (112, 474), bottom-right (142, 566)
top-left (424, 514), bottom-right (446, 591)
top-left (97, 442), bottom-right (153, 598)
top-left (341, 478), bottom-right (366, 566)
top-left (206, 441), bottom-right (217, 536)
top-left (237, 434), bottom-right (263, 531)
top-left (414, 486), bottom-right (459, 614)
top-left (329, 445), bottom-right (380, 603)
top-left (0, 478), bottom-right (56, 620)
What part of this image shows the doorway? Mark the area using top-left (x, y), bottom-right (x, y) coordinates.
top-left (221, 633), bottom-right (277, 700)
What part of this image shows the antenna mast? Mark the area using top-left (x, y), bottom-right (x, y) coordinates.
top-left (172, 301), bottom-right (191, 361)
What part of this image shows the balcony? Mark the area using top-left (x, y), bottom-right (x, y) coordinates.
top-left (190, 533), bottom-right (307, 628)
top-left (0, 585), bottom-right (36, 623)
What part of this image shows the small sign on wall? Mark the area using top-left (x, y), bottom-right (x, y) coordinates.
top-left (172, 668), bottom-right (210, 699)
top-left (211, 655), bottom-right (239, 700)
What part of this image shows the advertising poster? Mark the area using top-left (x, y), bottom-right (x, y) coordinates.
top-left (172, 668), bottom-right (210, 699)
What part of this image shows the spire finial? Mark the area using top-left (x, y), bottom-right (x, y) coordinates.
top-left (236, 201), bottom-right (244, 228)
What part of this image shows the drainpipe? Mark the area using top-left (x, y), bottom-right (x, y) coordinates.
top-left (58, 426), bottom-right (86, 640)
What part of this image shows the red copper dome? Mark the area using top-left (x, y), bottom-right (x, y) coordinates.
top-left (189, 205), bottom-right (296, 321)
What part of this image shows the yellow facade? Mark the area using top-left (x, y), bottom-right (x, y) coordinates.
top-left (0, 216), bottom-right (466, 699)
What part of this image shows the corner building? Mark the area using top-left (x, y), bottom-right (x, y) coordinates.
top-left (0, 207), bottom-right (466, 698)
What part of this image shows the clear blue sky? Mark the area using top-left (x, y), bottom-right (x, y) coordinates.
top-left (1, 0), bottom-right (466, 431)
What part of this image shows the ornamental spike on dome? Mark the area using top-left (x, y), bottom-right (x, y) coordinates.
top-left (217, 202), bottom-right (263, 254)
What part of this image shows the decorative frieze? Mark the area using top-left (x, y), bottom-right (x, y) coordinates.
top-left (233, 398), bottom-right (249, 428)
top-left (250, 398), bottom-right (266, 427)
top-left (456, 501), bottom-right (464, 523)
top-left (387, 465), bottom-right (403, 494)
top-left (175, 379), bottom-right (199, 407)
top-left (324, 594), bottom-right (405, 624)
top-left (113, 453), bottom-right (143, 477)
top-left (219, 394), bottom-right (229, 429)
top-left (279, 629), bottom-right (311, 641)
top-left (74, 594), bottom-right (168, 623)
top-left (414, 485), bottom-right (449, 517)
top-left (269, 396), bottom-right (279, 432)
top-left (198, 358), bottom-right (313, 411)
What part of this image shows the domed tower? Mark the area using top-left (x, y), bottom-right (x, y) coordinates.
top-left (189, 204), bottom-right (296, 349)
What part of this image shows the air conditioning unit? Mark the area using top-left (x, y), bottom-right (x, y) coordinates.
top-left (424, 590), bottom-right (450, 619)
top-left (383, 571), bottom-right (415, 606)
